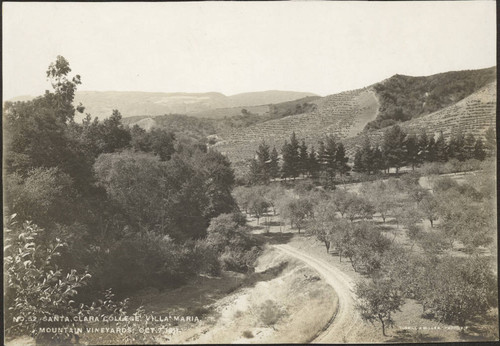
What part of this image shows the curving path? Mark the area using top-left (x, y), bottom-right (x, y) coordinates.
top-left (274, 244), bottom-right (362, 343)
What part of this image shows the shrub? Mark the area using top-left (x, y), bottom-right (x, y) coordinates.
top-left (256, 300), bottom-right (286, 326)
top-left (242, 330), bottom-right (254, 338)
top-left (3, 217), bottom-right (130, 343)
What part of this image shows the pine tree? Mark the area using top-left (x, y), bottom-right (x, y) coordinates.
top-left (353, 150), bottom-right (365, 173)
top-left (308, 146), bottom-right (320, 178)
top-left (418, 130), bottom-right (429, 162)
top-left (250, 141), bottom-right (271, 184)
top-left (447, 131), bottom-right (466, 161)
top-left (317, 140), bottom-right (326, 176)
top-left (484, 127), bottom-right (496, 156)
top-left (464, 133), bottom-right (476, 160)
top-left (289, 132), bottom-right (300, 178)
top-left (434, 131), bottom-right (448, 163)
top-left (299, 140), bottom-right (309, 177)
top-left (405, 133), bottom-right (420, 170)
top-left (281, 136), bottom-right (299, 180)
top-left (323, 136), bottom-right (338, 182)
top-left (335, 143), bottom-right (350, 175)
top-left (381, 125), bottom-right (407, 173)
top-left (427, 135), bottom-right (437, 162)
top-left (473, 138), bottom-right (487, 161)
top-left (372, 146), bottom-right (384, 173)
top-left (269, 146), bottom-right (280, 179)
top-left (360, 138), bottom-right (374, 174)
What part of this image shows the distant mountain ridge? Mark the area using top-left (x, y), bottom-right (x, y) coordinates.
top-left (7, 90), bottom-right (318, 121)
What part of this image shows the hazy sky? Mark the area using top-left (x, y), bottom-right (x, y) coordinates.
top-left (2, 1), bottom-right (496, 100)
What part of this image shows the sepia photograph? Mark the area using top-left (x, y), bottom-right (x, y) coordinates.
top-left (2, 1), bottom-right (498, 344)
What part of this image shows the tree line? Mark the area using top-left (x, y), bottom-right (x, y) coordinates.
top-left (354, 125), bottom-right (493, 174)
top-left (248, 132), bottom-right (349, 187)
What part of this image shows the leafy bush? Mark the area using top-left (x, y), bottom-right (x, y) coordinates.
top-left (255, 299), bottom-right (286, 326)
top-left (3, 217), bottom-right (127, 343)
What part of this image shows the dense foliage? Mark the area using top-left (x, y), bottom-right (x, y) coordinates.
top-left (365, 66), bottom-right (496, 131)
top-left (3, 57), bottom-right (261, 342)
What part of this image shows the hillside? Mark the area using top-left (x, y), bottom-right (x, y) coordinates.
top-left (211, 67), bottom-right (496, 167)
top-left (7, 90), bottom-right (317, 121)
top-left (365, 66), bottom-right (496, 130)
top-left (343, 81), bottom-right (497, 156)
top-left (212, 87), bottom-right (379, 164)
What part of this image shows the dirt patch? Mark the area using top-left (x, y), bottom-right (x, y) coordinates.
top-left (166, 246), bottom-right (337, 344)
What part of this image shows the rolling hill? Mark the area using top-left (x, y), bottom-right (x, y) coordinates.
top-left (7, 90), bottom-right (317, 121)
top-left (210, 67), bottom-right (496, 168)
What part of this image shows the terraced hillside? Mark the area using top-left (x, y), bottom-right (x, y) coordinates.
top-left (343, 81), bottom-right (497, 157)
top-left (212, 88), bottom-right (379, 164)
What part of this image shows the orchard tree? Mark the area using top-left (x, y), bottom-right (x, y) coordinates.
top-left (430, 257), bottom-right (498, 331)
top-left (355, 278), bottom-right (405, 336)
top-left (419, 195), bottom-right (439, 227)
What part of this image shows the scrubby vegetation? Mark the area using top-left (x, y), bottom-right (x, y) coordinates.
top-left (3, 57), bottom-right (262, 343)
top-left (365, 66), bottom-right (496, 131)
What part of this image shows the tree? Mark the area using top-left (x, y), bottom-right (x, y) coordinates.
top-left (249, 141), bottom-right (272, 184)
top-left (323, 136), bottom-right (338, 184)
top-left (426, 134), bottom-right (437, 162)
top-left (308, 146), bottom-right (320, 178)
top-left (430, 257), bottom-right (498, 331)
top-left (419, 195), bottom-right (439, 227)
top-left (464, 133), bottom-right (476, 160)
top-left (299, 140), bottom-right (309, 176)
top-left (418, 130), bottom-right (429, 162)
top-left (434, 131), bottom-right (448, 162)
top-left (381, 125), bottom-right (407, 173)
top-left (269, 146), bottom-right (280, 179)
top-left (404, 133), bottom-right (420, 170)
top-left (335, 143), bottom-right (350, 176)
top-left (360, 181), bottom-right (395, 223)
top-left (149, 128), bottom-right (175, 161)
top-left (484, 127), bottom-right (496, 156)
top-left (345, 195), bottom-right (375, 222)
top-left (447, 131), bottom-right (466, 161)
top-left (473, 138), bottom-right (487, 161)
top-left (248, 194), bottom-right (269, 225)
top-left (281, 136), bottom-right (300, 180)
top-left (355, 278), bottom-right (404, 336)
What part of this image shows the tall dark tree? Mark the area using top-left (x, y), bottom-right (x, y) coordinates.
top-left (404, 133), bottom-right (420, 170)
top-left (308, 146), bottom-right (320, 178)
top-left (484, 127), bottom-right (496, 156)
top-left (418, 130), bottom-right (429, 162)
top-left (249, 141), bottom-right (271, 184)
top-left (434, 131), bottom-right (448, 162)
top-left (464, 133), bottom-right (476, 160)
top-left (473, 138), bottom-right (487, 161)
top-left (335, 143), bottom-right (350, 176)
top-left (372, 146), bottom-right (384, 173)
top-left (447, 131), bottom-right (466, 161)
top-left (269, 146), bottom-right (280, 179)
top-left (299, 140), bottom-right (309, 176)
top-left (323, 136), bottom-right (338, 182)
top-left (381, 125), bottom-right (407, 173)
top-left (426, 134), bottom-right (437, 162)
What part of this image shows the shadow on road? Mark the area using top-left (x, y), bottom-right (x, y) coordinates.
top-left (253, 232), bottom-right (295, 245)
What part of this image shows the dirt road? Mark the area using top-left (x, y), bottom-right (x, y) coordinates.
top-left (274, 244), bottom-right (362, 343)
